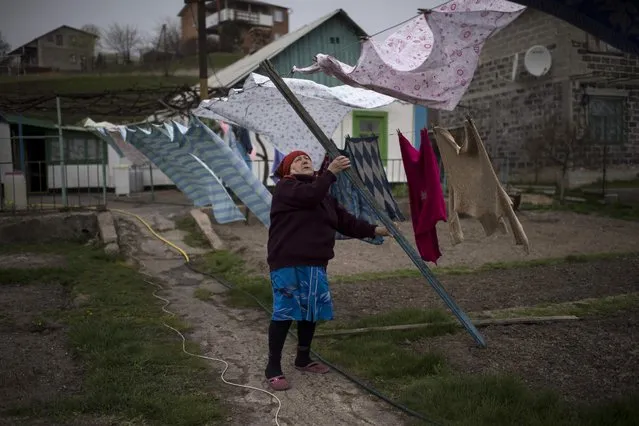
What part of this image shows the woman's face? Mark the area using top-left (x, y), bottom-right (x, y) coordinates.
top-left (289, 154), bottom-right (314, 175)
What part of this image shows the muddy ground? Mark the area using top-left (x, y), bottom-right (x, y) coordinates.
top-left (415, 311), bottom-right (639, 404)
top-left (214, 210), bottom-right (639, 276)
top-left (331, 253), bottom-right (639, 320)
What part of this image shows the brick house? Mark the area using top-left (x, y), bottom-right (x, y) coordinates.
top-left (434, 9), bottom-right (639, 186)
top-left (178, 0), bottom-right (289, 54)
top-left (8, 25), bottom-right (98, 72)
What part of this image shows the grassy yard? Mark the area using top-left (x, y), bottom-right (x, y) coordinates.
top-left (0, 74), bottom-right (197, 94)
top-left (0, 243), bottom-right (225, 425)
top-left (192, 249), bottom-right (639, 426)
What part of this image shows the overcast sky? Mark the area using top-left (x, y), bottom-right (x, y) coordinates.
top-left (1, 0), bottom-right (446, 49)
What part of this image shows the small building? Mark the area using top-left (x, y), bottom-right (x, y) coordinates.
top-left (207, 8), bottom-right (427, 184)
top-left (434, 8), bottom-right (639, 187)
top-left (0, 114), bottom-right (173, 204)
top-left (7, 25), bottom-right (98, 72)
top-left (179, 0), bottom-right (290, 54)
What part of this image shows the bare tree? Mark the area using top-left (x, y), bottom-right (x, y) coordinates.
top-left (103, 23), bottom-right (144, 64)
top-left (81, 24), bottom-right (102, 50)
top-left (0, 31), bottom-right (10, 57)
top-left (528, 114), bottom-right (591, 203)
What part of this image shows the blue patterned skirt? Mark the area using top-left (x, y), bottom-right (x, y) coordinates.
top-left (270, 266), bottom-right (334, 322)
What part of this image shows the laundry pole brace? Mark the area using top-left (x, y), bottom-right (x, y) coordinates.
top-left (260, 59), bottom-right (486, 348)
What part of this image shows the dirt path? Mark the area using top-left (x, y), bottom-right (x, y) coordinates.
top-left (112, 204), bottom-right (407, 426)
top-left (215, 210), bottom-right (639, 276)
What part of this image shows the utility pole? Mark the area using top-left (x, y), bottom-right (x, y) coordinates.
top-left (185, 0), bottom-right (209, 101)
top-left (197, 0), bottom-right (208, 100)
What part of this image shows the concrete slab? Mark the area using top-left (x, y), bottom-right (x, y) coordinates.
top-left (190, 208), bottom-right (226, 251)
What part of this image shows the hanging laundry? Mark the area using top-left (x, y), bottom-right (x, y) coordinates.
top-left (270, 148), bottom-right (286, 184)
top-left (433, 119), bottom-right (529, 253)
top-left (180, 117), bottom-right (273, 227)
top-left (318, 153), bottom-right (384, 245)
top-left (192, 73), bottom-right (396, 167)
top-left (125, 126), bottom-right (212, 207)
top-left (124, 126), bottom-right (246, 225)
top-left (292, 0), bottom-right (525, 111)
top-left (398, 129), bottom-right (447, 263)
top-left (343, 135), bottom-right (405, 221)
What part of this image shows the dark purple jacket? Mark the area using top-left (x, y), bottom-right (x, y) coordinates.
top-left (267, 171), bottom-right (377, 271)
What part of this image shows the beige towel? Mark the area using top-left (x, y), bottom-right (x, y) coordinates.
top-left (433, 119), bottom-right (530, 254)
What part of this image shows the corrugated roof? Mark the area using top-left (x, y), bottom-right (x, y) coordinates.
top-left (207, 8), bottom-right (367, 90)
top-left (0, 113), bottom-right (92, 133)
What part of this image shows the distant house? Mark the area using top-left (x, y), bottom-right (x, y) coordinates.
top-left (179, 0), bottom-right (290, 54)
top-left (435, 8), bottom-right (639, 186)
top-left (8, 25), bottom-right (98, 72)
top-left (207, 8), bottom-right (427, 184)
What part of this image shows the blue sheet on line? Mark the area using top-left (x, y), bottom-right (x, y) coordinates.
top-left (124, 125), bottom-right (246, 224)
top-left (179, 117), bottom-right (272, 228)
top-left (319, 153), bottom-right (384, 245)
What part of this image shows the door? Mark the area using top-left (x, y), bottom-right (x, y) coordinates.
top-left (352, 111), bottom-right (388, 165)
top-left (25, 136), bottom-right (47, 193)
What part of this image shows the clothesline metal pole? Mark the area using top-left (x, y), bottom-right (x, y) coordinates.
top-left (260, 59), bottom-right (486, 348)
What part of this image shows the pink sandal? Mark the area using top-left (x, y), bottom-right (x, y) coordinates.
top-left (266, 375), bottom-right (291, 391)
top-left (295, 361), bottom-right (330, 374)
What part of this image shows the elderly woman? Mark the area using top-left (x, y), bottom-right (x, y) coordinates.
top-left (265, 150), bottom-right (390, 391)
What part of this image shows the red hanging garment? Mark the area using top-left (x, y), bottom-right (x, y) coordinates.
top-left (398, 129), bottom-right (447, 264)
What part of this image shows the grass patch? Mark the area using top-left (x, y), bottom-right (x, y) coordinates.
top-left (332, 251), bottom-right (636, 284)
top-left (0, 74), bottom-right (197, 94)
top-left (520, 192), bottom-right (639, 221)
top-left (0, 243), bottom-right (224, 425)
top-left (581, 178), bottom-right (639, 189)
top-left (487, 292), bottom-right (639, 319)
top-left (174, 215), bottom-right (209, 249)
top-left (193, 250), bottom-right (272, 309)
top-left (321, 307), bottom-right (451, 331)
top-left (193, 287), bottom-right (214, 302)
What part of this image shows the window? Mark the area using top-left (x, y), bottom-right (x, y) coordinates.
top-left (586, 34), bottom-right (622, 54)
top-left (329, 37), bottom-right (340, 44)
top-left (588, 97), bottom-right (624, 144)
top-left (69, 54), bottom-right (77, 63)
top-left (352, 110), bottom-right (389, 164)
top-left (273, 9), bottom-right (284, 22)
top-left (55, 34), bottom-right (63, 46)
top-left (47, 135), bottom-right (103, 164)
top-left (47, 34), bottom-right (54, 42)
top-left (70, 36), bottom-right (77, 45)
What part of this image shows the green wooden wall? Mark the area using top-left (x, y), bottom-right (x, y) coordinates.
top-left (266, 16), bottom-right (363, 87)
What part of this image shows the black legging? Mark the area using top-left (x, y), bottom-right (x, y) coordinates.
top-left (266, 320), bottom-right (316, 378)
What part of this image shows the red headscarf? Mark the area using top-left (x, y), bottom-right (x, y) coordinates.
top-left (275, 150), bottom-right (309, 178)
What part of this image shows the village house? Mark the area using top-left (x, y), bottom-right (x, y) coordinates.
top-left (434, 8), bottom-right (639, 187)
top-left (179, 0), bottom-right (290, 54)
top-left (7, 25), bottom-right (98, 73)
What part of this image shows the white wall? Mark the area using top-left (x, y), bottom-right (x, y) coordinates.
top-left (0, 122), bottom-right (13, 184)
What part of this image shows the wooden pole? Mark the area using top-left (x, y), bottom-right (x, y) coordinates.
top-left (314, 316), bottom-right (580, 338)
top-left (258, 59), bottom-right (486, 348)
top-left (197, 0), bottom-right (209, 100)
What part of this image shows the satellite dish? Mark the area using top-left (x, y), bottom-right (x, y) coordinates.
top-left (524, 45), bottom-right (552, 77)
